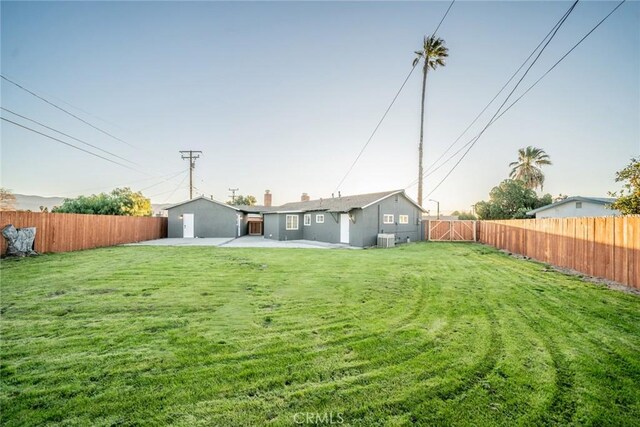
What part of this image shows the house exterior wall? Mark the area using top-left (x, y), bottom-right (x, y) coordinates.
top-left (263, 213), bottom-right (280, 240)
top-left (535, 201), bottom-right (619, 218)
top-left (167, 199), bottom-right (243, 238)
top-left (301, 212), bottom-right (341, 243)
top-left (264, 213), bottom-right (304, 241)
top-left (263, 193), bottom-right (423, 247)
top-left (350, 193), bottom-right (422, 247)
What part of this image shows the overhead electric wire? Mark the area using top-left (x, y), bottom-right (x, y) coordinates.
top-left (333, 0), bottom-right (456, 193)
top-left (158, 172), bottom-right (190, 203)
top-left (333, 63), bottom-right (419, 193)
top-left (2, 110), bottom-right (190, 187)
top-left (419, 0), bottom-right (625, 198)
top-left (0, 74), bottom-right (137, 149)
top-left (422, 0), bottom-right (579, 197)
top-left (138, 169), bottom-right (189, 192)
top-left (416, 1), bottom-right (578, 182)
top-left (433, 0), bottom-right (455, 36)
top-left (1, 116), bottom-right (145, 173)
top-left (1, 107), bottom-right (138, 166)
top-left (57, 169), bottom-right (188, 197)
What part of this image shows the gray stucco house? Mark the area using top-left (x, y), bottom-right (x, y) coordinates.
top-left (263, 190), bottom-right (425, 247)
top-left (526, 196), bottom-right (619, 218)
top-left (165, 196), bottom-right (270, 238)
top-left (165, 189), bottom-right (425, 247)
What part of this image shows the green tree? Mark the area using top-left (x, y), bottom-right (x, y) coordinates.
top-left (609, 157), bottom-right (640, 215)
top-left (509, 146), bottom-right (552, 191)
top-left (414, 35), bottom-right (448, 207)
top-left (451, 210), bottom-right (477, 220)
top-left (228, 195), bottom-right (257, 206)
top-left (52, 188), bottom-right (152, 216)
top-left (0, 187), bottom-right (17, 211)
top-left (474, 179), bottom-right (552, 220)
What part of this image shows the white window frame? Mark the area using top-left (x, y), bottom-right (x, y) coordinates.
top-left (399, 215), bottom-right (409, 224)
top-left (286, 215), bottom-right (299, 230)
top-left (303, 214), bottom-right (311, 226)
top-left (383, 214), bottom-right (394, 224)
top-left (316, 214), bottom-right (324, 224)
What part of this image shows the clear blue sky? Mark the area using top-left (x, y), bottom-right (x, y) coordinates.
top-left (1, 1), bottom-right (638, 212)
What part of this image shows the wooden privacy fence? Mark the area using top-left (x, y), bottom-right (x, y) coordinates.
top-left (479, 216), bottom-right (640, 288)
top-left (426, 220), bottom-right (477, 241)
top-left (0, 211), bottom-right (167, 255)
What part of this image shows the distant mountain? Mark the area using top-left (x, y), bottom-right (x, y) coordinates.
top-left (13, 194), bottom-right (171, 215)
top-left (13, 194), bottom-right (65, 212)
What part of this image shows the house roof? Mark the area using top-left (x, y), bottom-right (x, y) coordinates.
top-left (264, 190), bottom-right (426, 214)
top-left (165, 195), bottom-right (241, 211)
top-left (235, 205), bottom-right (280, 213)
top-left (526, 196), bottom-right (616, 215)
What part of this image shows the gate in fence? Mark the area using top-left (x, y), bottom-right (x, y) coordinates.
top-left (427, 220), bottom-right (477, 242)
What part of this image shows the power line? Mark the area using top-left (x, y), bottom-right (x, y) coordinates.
top-left (0, 74), bottom-right (137, 149)
top-left (433, 0), bottom-right (455, 36)
top-left (333, 1), bottom-right (455, 193)
top-left (414, 1), bottom-right (578, 183)
top-left (1, 107), bottom-right (138, 166)
top-left (1, 116), bottom-right (144, 173)
top-left (422, 0), bottom-right (625, 198)
top-left (2, 114), bottom-right (188, 188)
top-left (57, 169), bottom-right (187, 196)
top-left (159, 172), bottom-right (190, 203)
top-left (139, 169), bottom-right (190, 192)
top-left (412, 0), bottom-right (625, 190)
top-left (333, 64), bottom-right (419, 193)
top-left (404, 0), bottom-right (576, 190)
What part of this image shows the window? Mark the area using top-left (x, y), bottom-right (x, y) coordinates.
top-left (286, 215), bottom-right (299, 230)
top-left (304, 214), bottom-right (311, 226)
top-left (576, 202), bottom-right (582, 209)
top-left (316, 214), bottom-right (324, 224)
top-left (399, 215), bottom-right (409, 224)
top-left (383, 214), bottom-right (394, 224)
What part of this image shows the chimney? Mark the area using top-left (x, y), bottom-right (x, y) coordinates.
top-left (264, 190), bottom-right (272, 207)
top-left (301, 193), bottom-right (310, 202)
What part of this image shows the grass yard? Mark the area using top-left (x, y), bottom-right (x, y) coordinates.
top-left (1, 243), bottom-right (639, 426)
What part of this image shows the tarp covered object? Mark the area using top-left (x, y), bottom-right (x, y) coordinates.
top-left (2, 224), bottom-right (38, 257)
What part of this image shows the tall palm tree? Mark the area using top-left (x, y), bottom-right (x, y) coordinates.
top-left (414, 35), bottom-right (448, 207)
top-left (509, 146), bottom-right (552, 191)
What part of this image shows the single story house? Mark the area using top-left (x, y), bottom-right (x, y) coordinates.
top-left (263, 190), bottom-right (425, 247)
top-left (526, 196), bottom-right (620, 219)
top-left (165, 189), bottom-right (425, 247)
top-left (165, 196), bottom-right (276, 238)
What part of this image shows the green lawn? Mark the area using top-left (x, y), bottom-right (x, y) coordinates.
top-left (1, 243), bottom-right (639, 426)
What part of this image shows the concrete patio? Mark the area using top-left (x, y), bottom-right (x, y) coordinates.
top-left (126, 235), bottom-right (359, 249)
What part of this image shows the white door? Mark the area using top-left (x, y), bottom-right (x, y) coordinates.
top-left (340, 214), bottom-right (350, 244)
top-left (183, 213), bottom-right (194, 238)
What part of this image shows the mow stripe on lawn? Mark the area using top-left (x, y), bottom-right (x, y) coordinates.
top-left (1, 243), bottom-right (639, 426)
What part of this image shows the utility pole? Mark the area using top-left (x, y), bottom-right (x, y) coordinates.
top-left (180, 150), bottom-right (202, 199)
top-left (228, 188), bottom-right (239, 204)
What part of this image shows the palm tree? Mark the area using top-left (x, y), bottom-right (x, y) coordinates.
top-left (509, 146), bottom-right (552, 191)
top-left (414, 35), bottom-right (448, 207)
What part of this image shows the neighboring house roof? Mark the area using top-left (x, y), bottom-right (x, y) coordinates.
top-left (235, 205), bottom-right (280, 213)
top-left (526, 196), bottom-right (616, 215)
top-left (265, 190), bottom-right (426, 214)
top-left (165, 195), bottom-right (241, 211)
